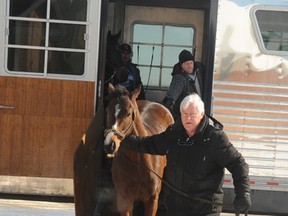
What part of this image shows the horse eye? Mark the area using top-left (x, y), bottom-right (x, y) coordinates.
top-left (126, 112), bottom-right (131, 117)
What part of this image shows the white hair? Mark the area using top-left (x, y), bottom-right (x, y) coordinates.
top-left (180, 93), bottom-right (205, 114)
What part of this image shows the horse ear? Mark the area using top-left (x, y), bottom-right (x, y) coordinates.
top-left (108, 83), bottom-right (115, 94)
top-left (131, 85), bottom-right (141, 101)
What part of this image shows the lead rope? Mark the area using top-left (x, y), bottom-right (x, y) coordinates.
top-left (121, 152), bottom-right (227, 207)
top-left (120, 152), bottom-right (248, 215)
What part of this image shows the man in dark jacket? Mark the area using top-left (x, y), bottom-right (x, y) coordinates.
top-left (163, 49), bottom-right (205, 120)
top-left (121, 93), bottom-right (251, 216)
top-left (113, 43), bottom-right (145, 100)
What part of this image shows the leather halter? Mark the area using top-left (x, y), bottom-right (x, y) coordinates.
top-left (104, 111), bottom-right (135, 140)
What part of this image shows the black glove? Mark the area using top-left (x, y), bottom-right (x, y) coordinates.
top-left (234, 192), bottom-right (252, 211)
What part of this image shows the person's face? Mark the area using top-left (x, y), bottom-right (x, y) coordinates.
top-left (180, 103), bottom-right (204, 136)
top-left (181, 60), bottom-right (194, 74)
top-left (121, 51), bottom-right (132, 64)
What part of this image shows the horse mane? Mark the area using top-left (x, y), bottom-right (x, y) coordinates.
top-left (105, 85), bottom-right (130, 102)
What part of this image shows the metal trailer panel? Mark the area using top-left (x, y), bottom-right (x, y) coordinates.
top-left (214, 0), bottom-right (288, 214)
top-left (223, 188), bottom-right (288, 215)
top-left (214, 0), bottom-right (288, 190)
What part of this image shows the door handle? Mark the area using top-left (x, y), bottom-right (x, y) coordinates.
top-left (0, 105), bottom-right (15, 109)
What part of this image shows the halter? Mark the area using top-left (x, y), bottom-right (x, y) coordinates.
top-left (104, 111), bottom-right (135, 140)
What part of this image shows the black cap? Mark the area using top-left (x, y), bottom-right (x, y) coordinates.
top-left (178, 50), bottom-right (194, 64)
top-left (119, 43), bottom-right (132, 53)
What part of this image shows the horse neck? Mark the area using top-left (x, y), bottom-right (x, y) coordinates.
top-left (131, 103), bottom-right (148, 137)
top-left (123, 104), bottom-right (150, 162)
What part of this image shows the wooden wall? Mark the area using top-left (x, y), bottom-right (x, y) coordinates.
top-left (0, 76), bottom-right (95, 179)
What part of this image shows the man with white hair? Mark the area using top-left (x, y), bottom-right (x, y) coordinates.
top-left (121, 93), bottom-right (251, 216)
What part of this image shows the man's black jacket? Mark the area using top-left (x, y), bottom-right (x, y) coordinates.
top-left (122, 115), bottom-right (250, 213)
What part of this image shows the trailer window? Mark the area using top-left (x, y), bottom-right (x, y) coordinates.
top-left (132, 23), bottom-right (195, 88)
top-left (5, 0), bottom-right (88, 76)
top-left (251, 6), bottom-right (288, 55)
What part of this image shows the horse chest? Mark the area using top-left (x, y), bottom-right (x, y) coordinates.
top-left (112, 153), bottom-right (160, 183)
top-left (111, 154), bottom-right (161, 199)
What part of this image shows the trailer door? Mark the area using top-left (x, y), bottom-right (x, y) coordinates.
top-left (108, 0), bottom-right (218, 112)
top-left (0, 0), bottom-right (102, 196)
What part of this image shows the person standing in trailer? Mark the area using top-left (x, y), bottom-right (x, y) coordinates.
top-left (114, 43), bottom-right (145, 100)
top-left (163, 49), bottom-right (205, 120)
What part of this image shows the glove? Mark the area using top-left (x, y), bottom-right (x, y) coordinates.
top-left (234, 192), bottom-right (252, 211)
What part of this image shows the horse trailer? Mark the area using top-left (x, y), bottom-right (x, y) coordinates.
top-left (0, 0), bottom-right (288, 215)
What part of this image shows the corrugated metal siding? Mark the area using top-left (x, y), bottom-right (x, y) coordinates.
top-left (213, 81), bottom-right (288, 191)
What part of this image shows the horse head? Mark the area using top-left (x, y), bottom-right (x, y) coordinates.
top-left (105, 30), bottom-right (129, 87)
top-left (106, 30), bottom-right (121, 66)
top-left (104, 83), bottom-right (141, 157)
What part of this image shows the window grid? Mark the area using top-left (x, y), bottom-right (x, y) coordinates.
top-left (5, 0), bottom-right (88, 76)
top-left (131, 23), bottom-right (194, 88)
top-left (251, 5), bottom-right (288, 55)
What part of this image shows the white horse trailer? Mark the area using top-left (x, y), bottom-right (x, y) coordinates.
top-left (0, 0), bottom-right (288, 215)
top-left (213, 1), bottom-right (288, 215)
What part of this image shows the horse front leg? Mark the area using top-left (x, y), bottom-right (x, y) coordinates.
top-left (144, 194), bottom-right (159, 216)
top-left (116, 194), bottom-right (134, 216)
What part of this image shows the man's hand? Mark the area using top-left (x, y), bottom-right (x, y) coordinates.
top-left (234, 192), bottom-right (252, 211)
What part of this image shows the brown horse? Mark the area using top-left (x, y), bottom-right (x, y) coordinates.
top-left (104, 84), bottom-right (174, 216)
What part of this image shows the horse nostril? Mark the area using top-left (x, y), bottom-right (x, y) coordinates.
top-left (111, 142), bottom-right (116, 151)
top-left (104, 144), bottom-right (110, 154)
top-left (104, 142), bottom-right (116, 154)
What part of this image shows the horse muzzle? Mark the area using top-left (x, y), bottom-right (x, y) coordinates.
top-left (104, 141), bottom-right (117, 155)
top-left (104, 129), bottom-right (122, 157)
